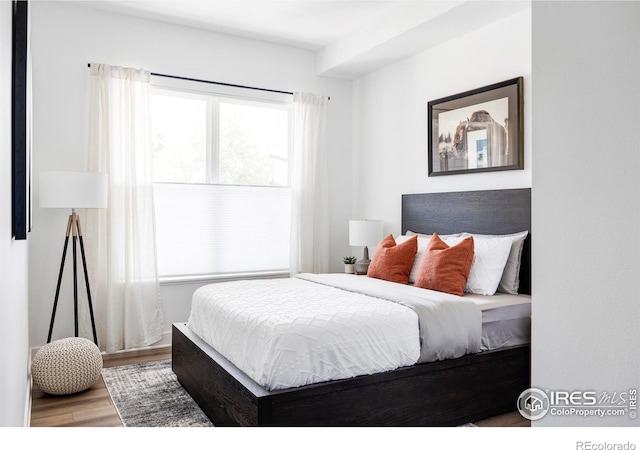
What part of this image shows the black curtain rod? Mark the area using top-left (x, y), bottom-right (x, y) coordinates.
top-left (153, 72), bottom-right (294, 96)
top-left (87, 64), bottom-right (329, 99)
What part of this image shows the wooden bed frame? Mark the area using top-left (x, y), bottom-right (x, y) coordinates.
top-left (172, 188), bottom-right (531, 426)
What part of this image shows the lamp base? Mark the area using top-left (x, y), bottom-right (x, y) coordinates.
top-left (355, 246), bottom-right (371, 275)
top-left (355, 261), bottom-right (370, 275)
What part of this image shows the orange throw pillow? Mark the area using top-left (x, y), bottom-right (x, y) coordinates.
top-left (367, 234), bottom-right (418, 284)
top-left (414, 233), bottom-right (474, 296)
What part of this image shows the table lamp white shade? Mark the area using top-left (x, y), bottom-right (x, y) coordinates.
top-left (349, 220), bottom-right (383, 247)
top-left (39, 171), bottom-right (108, 209)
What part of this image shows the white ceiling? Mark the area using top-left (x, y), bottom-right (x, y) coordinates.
top-left (77, 0), bottom-right (397, 49)
top-left (75, 0), bottom-right (531, 79)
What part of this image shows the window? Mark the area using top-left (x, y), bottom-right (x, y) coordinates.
top-left (151, 85), bottom-right (292, 280)
top-left (151, 93), bottom-right (207, 184)
top-left (218, 101), bottom-right (289, 186)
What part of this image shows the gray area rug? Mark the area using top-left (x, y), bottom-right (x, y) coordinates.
top-left (102, 359), bottom-right (213, 427)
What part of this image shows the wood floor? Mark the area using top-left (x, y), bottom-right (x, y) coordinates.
top-left (29, 346), bottom-right (529, 427)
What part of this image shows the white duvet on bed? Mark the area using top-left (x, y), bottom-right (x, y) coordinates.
top-left (187, 274), bottom-right (482, 390)
top-left (188, 276), bottom-right (420, 390)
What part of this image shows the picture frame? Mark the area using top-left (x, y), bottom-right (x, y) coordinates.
top-left (428, 77), bottom-right (523, 177)
top-left (12, 0), bottom-right (31, 240)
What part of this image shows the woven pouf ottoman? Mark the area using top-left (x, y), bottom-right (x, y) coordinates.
top-left (32, 337), bottom-right (103, 395)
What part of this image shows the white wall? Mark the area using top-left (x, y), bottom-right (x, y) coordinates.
top-left (531, 1), bottom-right (640, 426)
top-left (351, 9), bottom-right (532, 236)
top-left (0, 1), bottom-right (30, 427)
top-left (28, 1), bottom-right (352, 350)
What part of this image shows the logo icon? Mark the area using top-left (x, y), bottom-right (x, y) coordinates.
top-left (517, 388), bottom-right (550, 420)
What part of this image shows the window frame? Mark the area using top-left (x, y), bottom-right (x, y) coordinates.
top-left (150, 81), bottom-right (294, 188)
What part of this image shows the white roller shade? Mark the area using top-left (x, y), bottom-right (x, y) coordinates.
top-left (154, 183), bottom-right (291, 278)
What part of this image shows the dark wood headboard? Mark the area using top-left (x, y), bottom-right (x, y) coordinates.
top-left (401, 188), bottom-right (531, 295)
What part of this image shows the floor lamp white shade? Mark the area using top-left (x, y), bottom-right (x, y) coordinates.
top-left (349, 220), bottom-right (383, 274)
top-left (39, 171), bottom-right (108, 209)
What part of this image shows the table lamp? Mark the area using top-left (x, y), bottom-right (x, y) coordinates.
top-left (40, 171), bottom-right (108, 346)
top-left (349, 219), bottom-right (383, 275)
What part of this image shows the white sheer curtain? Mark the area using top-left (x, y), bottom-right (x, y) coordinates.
top-left (290, 92), bottom-right (329, 275)
top-left (82, 63), bottom-right (163, 352)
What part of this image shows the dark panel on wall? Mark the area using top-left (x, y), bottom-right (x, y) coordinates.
top-left (12, 0), bottom-right (29, 240)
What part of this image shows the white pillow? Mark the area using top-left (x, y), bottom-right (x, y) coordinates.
top-left (406, 230), bottom-right (431, 238)
top-left (445, 234), bottom-right (512, 295)
top-left (462, 231), bottom-right (528, 294)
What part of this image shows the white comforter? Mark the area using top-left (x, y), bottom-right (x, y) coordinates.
top-left (187, 274), bottom-right (481, 391)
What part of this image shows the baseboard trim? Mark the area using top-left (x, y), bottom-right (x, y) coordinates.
top-left (30, 330), bottom-right (172, 358)
top-left (103, 343), bottom-right (171, 358)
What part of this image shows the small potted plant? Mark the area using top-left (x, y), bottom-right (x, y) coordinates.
top-left (343, 256), bottom-right (357, 274)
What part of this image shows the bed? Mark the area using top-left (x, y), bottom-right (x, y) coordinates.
top-left (172, 188), bottom-right (531, 426)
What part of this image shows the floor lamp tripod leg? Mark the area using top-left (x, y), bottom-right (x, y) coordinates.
top-left (77, 222), bottom-right (99, 346)
top-left (47, 215), bottom-right (73, 344)
top-left (72, 216), bottom-right (79, 338)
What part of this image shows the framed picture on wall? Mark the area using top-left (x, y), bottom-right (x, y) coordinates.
top-left (12, 0), bottom-right (32, 240)
top-left (427, 77), bottom-right (523, 177)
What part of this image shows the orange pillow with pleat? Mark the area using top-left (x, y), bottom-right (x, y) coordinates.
top-left (414, 233), bottom-right (474, 296)
top-left (367, 234), bottom-right (417, 284)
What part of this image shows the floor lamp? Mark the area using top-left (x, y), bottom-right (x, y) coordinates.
top-left (349, 219), bottom-right (383, 275)
top-left (40, 171), bottom-right (108, 346)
